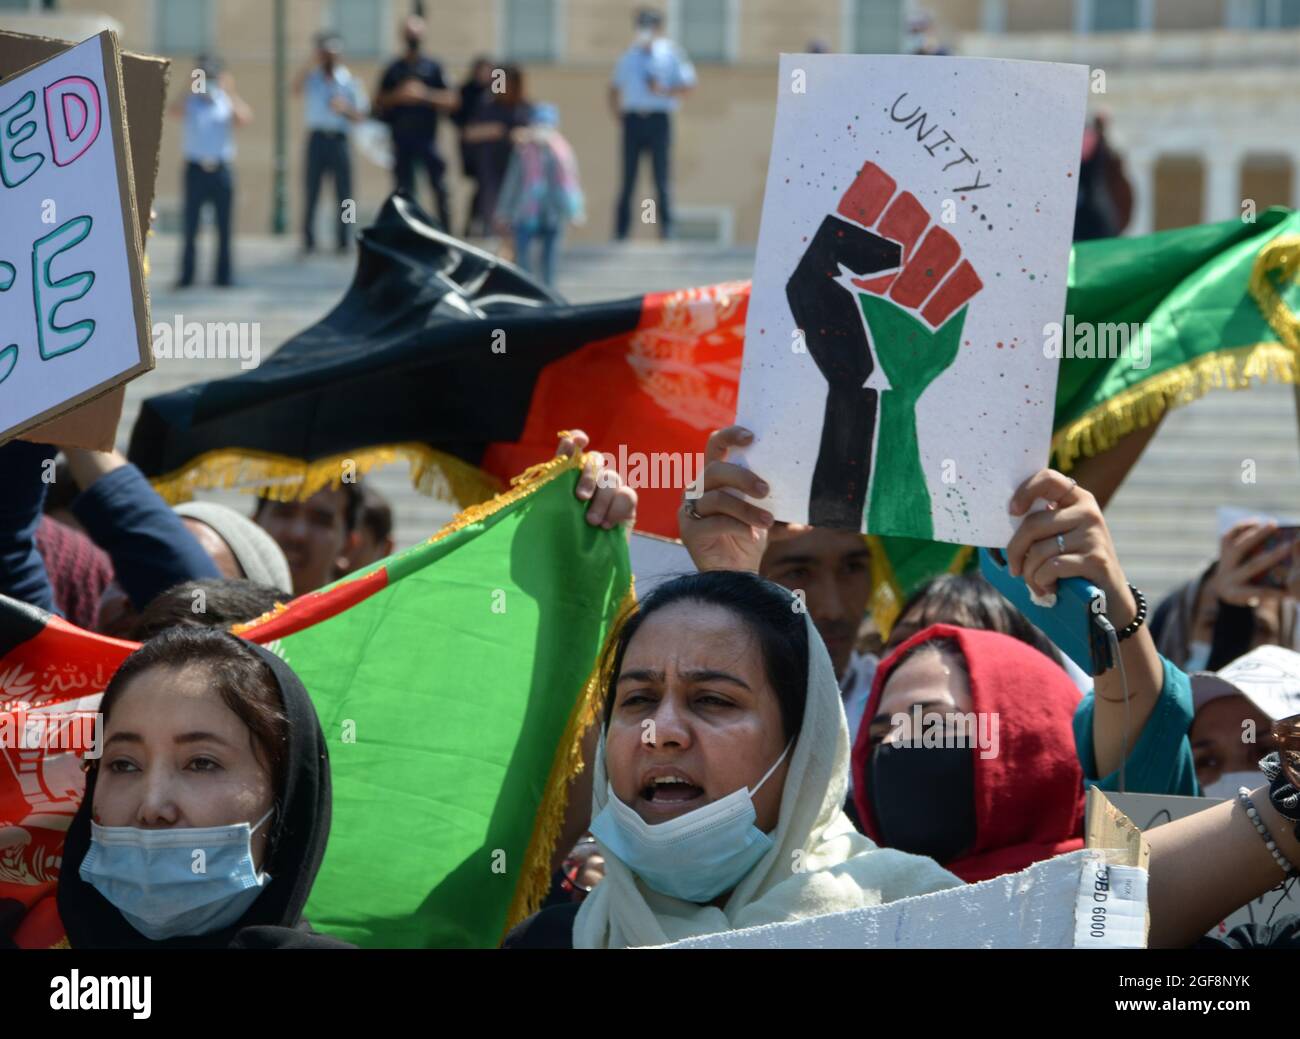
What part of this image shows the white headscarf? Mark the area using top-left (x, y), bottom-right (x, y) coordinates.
top-left (573, 611), bottom-right (962, 948)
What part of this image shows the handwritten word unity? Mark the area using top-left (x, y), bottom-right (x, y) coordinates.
top-left (888, 92), bottom-right (991, 194)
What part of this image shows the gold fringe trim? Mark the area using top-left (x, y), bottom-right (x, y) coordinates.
top-left (866, 534), bottom-right (903, 644)
top-left (229, 598), bottom-right (292, 637)
top-left (1249, 234), bottom-right (1300, 350)
top-left (948, 545), bottom-right (975, 578)
top-left (231, 448), bottom-right (594, 634)
top-left (1053, 233), bottom-right (1300, 471)
top-left (423, 444), bottom-right (589, 547)
top-left (866, 538), bottom-right (974, 644)
top-left (148, 443), bottom-right (503, 508)
top-left (1050, 341), bottom-right (1299, 471)
top-left (500, 580), bottom-right (639, 943)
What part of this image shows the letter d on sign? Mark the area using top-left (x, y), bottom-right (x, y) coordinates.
top-left (44, 76), bottom-right (102, 167)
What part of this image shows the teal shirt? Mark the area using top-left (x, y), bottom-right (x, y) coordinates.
top-left (1074, 655), bottom-right (1200, 796)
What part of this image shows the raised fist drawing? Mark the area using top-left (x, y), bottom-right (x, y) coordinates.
top-left (785, 161), bottom-right (982, 537)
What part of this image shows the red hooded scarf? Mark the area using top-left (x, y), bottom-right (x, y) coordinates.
top-left (851, 623), bottom-right (1085, 883)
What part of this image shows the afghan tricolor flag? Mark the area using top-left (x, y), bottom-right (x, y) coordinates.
top-left (129, 193), bottom-right (1300, 635)
top-left (0, 453), bottom-right (632, 948)
top-left (130, 192), bottom-right (743, 540)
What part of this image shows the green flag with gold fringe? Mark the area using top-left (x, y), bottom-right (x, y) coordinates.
top-left (232, 452), bottom-right (633, 947)
top-left (1051, 206), bottom-right (1300, 469)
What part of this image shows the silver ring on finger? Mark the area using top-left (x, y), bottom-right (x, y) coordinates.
top-left (1056, 533), bottom-right (1067, 556)
top-left (684, 499), bottom-right (703, 522)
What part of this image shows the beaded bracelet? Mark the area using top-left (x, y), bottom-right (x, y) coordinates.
top-left (1238, 787), bottom-right (1298, 878)
top-left (1115, 583), bottom-right (1147, 642)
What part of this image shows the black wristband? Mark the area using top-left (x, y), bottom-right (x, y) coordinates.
top-left (1115, 583), bottom-right (1147, 642)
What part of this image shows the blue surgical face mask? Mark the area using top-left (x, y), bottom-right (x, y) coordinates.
top-left (79, 808), bottom-right (274, 941)
top-left (589, 742), bottom-right (792, 903)
top-left (1201, 770), bottom-right (1263, 801)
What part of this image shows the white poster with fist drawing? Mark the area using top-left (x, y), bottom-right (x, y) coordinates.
top-left (736, 54), bottom-right (1089, 547)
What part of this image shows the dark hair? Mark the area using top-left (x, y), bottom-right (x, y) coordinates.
top-left (600, 571), bottom-right (809, 741)
top-left (635, 7), bottom-right (664, 29)
top-left (887, 634), bottom-right (971, 685)
top-left (195, 53), bottom-right (223, 77)
top-left (500, 64), bottom-right (525, 106)
top-left (130, 578), bottom-right (285, 641)
top-left (358, 484), bottom-right (393, 543)
top-left (99, 627), bottom-right (290, 816)
top-left (254, 483), bottom-right (364, 534)
top-left (888, 573), bottom-right (1065, 668)
top-left (340, 482), bottom-right (364, 533)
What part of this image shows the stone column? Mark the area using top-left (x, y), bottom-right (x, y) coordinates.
top-left (1124, 149), bottom-right (1156, 236)
top-left (1203, 149), bottom-right (1243, 224)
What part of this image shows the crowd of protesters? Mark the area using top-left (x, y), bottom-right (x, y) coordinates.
top-left (6, 400), bottom-right (1300, 949)
top-left (7, 7), bottom-right (1298, 957)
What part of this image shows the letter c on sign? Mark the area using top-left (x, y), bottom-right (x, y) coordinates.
top-left (44, 76), bottom-right (101, 167)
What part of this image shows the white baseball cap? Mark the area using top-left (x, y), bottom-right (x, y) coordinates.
top-left (1190, 645), bottom-right (1300, 721)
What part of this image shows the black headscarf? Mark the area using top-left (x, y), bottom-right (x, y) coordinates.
top-left (57, 641), bottom-right (350, 948)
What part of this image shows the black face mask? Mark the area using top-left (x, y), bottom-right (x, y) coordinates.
top-left (869, 742), bottom-right (976, 864)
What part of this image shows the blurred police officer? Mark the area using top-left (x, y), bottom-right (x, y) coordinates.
top-left (172, 55), bottom-right (251, 287)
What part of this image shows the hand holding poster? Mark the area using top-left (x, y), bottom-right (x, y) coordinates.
top-left (0, 31), bottom-right (151, 444)
top-left (736, 55), bottom-right (1089, 546)
top-left (1102, 791), bottom-right (1300, 937)
top-left (656, 850), bottom-right (1147, 949)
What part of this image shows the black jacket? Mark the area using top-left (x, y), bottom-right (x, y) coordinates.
top-left (502, 903), bottom-right (579, 949)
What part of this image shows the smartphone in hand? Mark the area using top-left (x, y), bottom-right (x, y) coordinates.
top-left (979, 547), bottom-right (1112, 675)
top-left (1247, 525), bottom-right (1300, 589)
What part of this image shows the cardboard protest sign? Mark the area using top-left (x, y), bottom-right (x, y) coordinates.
top-left (0, 31), bottom-right (152, 446)
top-left (657, 849), bottom-right (1147, 949)
top-left (1, 29), bottom-right (167, 452)
top-left (1102, 791), bottom-right (1300, 936)
top-left (736, 55), bottom-right (1089, 546)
